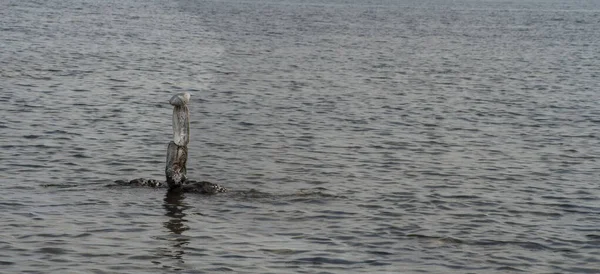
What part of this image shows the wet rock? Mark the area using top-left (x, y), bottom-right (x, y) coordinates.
top-left (179, 180), bottom-right (227, 195)
top-left (113, 178), bottom-right (225, 195)
top-left (165, 141), bottom-right (188, 188)
top-left (114, 178), bottom-right (166, 188)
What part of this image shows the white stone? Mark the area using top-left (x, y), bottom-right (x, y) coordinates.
top-left (172, 105), bottom-right (190, 146)
top-left (169, 92), bottom-right (191, 106)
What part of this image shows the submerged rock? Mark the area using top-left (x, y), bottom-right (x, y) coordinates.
top-left (179, 180), bottom-right (227, 195)
top-left (114, 178), bottom-right (166, 188)
top-left (113, 178), bottom-right (226, 195)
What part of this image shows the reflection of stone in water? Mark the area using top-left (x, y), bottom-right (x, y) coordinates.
top-left (163, 190), bottom-right (190, 234)
top-left (159, 190), bottom-right (191, 264)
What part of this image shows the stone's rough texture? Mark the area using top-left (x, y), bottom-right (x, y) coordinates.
top-left (112, 179), bottom-right (227, 194)
top-left (115, 178), bottom-right (166, 188)
top-left (114, 92), bottom-right (227, 194)
top-left (170, 92), bottom-right (191, 146)
top-left (165, 92), bottom-right (191, 189)
top-left (169, 92), bottom-right (191, 107)
top-left (165, 141), bottom-right (188, 188)
top-left (172, 105), bottom-right (189, 146)
top-left (182, 180), bottom-right (228, 194)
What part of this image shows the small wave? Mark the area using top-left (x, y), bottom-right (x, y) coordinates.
top-left (294, 256), bottom-right (360, 265)
top-left (40, 183), bottom-right (80, 188)
top-left (259, 248), bottom-right (308, 255)
top-left (407, 234), bottom-right (571, 252)
top-left (228, 187), bottom-right (342, 200)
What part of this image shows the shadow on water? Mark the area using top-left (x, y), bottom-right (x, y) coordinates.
top-left (159, 190), bottom-right (191, 265)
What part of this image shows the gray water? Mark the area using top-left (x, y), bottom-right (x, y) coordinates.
top-left (1, 0), bottom-right (599, 273)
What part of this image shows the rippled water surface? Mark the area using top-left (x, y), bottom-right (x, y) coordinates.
top-left (2, 0), bottom-right (600, 273)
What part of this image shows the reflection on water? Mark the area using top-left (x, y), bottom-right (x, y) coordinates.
top-left (160, 191), bottom-right (191, 265)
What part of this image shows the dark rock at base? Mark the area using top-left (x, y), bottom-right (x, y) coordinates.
top-left (113, 178), bottom-right (226, 194)
top-left (114, 178), bottom-right (166, 188)
top-left (178, 180), bottom-right (227, 195)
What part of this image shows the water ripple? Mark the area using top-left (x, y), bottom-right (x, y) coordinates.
top-left (1, 0), bottom-right (599, 273)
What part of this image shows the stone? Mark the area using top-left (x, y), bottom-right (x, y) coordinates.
top-left (171, 105), bottom-right (189, 146)
top-left (169, 92), bottom-right (191, 107)
top-left (165, 141), bottom-right (188, 188)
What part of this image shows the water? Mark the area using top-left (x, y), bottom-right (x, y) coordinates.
top-left (1, 0), bottom-right (599, 272)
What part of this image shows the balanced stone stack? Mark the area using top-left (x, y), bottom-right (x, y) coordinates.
top-left (115, 92), bottom-right (226, 194)
top-left (165, 92), bottom-right (191, 189)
